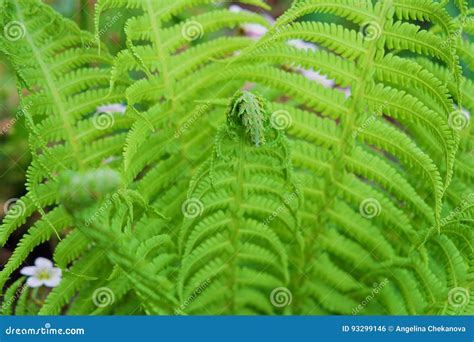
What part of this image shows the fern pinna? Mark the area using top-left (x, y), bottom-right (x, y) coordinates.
top-left (0, 0), bottom-right (472, 315)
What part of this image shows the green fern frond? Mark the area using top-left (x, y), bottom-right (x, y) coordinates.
top-left (0, 0), bottom-right (472, 317)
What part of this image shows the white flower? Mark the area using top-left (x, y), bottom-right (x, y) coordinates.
top-left (229, 5), bottom-right (273, 40)
top-left (229, 4), bottom-right (243, 13)
top-left (458, 106), bottom-right (471, 119)
top-left (241, 23), bottom-right (268, 39)
top-left (286, 39), bottom-right (336, 87)
top-left (20, 257), bottom-right (62, 288)
top-left (96, 103), bottom-right (126, 114)
top-left (297, 68), bottom-right (335, 88)
top-left (340, 86), bottom-right (352, 98)
top-left (287, 39), bottom-right (317, 51)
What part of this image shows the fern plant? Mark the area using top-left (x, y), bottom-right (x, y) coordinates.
top-left (0, 0), bottom-right (472, 316)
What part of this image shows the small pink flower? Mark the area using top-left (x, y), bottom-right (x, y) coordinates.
top-left (20, 257), bottom-right (62, 288)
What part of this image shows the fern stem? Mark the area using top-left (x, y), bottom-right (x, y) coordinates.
top-left (13, 2), bottom-right (85, 171)
top-left (145, 1), bottom-right (176, 108)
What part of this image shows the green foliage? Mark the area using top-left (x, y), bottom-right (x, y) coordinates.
top-left (178, 90), bottom-right (302, 314)
top-left (0, 0), bottom-right (472, 316)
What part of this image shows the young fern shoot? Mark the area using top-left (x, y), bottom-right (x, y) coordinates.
top-left (179, 91), bottom-right (303, 314)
